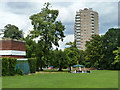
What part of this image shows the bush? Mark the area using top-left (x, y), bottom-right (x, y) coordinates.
top-left (0, 59), bottom-right (2, 76)
top-left (9, 58), bottom-right (17, 76)
top-left (85, 62), bottom-right (91, 68)
top-left (2, 57), bottom-right (17, 76)
top-left (16, 68), bottom-right (24, 75)
top-left (2, 58), bottom-right (9, 76)
top-left (28, 58), bottom-right (37, 73)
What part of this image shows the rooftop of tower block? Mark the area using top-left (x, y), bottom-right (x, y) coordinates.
top-left (76, 8), bottom-right (97, 14)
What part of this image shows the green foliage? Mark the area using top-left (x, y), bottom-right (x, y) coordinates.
top-left (84, 62), bottom-right (91, 68)
top-left (64, 48), bottom-right (78, 66)
top-left (16, 68), bottom-right (24, 75)
top-left (84, 28), bottom-right (120, 70)
top-left (64, 41), bottom-right (85, 68)
top-left (113, 47), bottom-right (120, 67)
top-left (28, 58), bottom-right (37, 73)
top-left (29, 2), bottom-right (65, 47)
top-left (2, 58), bottom-right (9, 76)
top-left (102, 28), bottom-right (119, 69)
top-left (65, 40), bottom-right (77, 48)
top-left (35, 40), bottom-right (46, 71)
top-left (8, 58), bottom-right (17, 76)
top-left (0, 59), bottom-right (2, 76)
top-left (2, 57), bottom-right (17, 76)
top-left (3, 24), bottom-right (23, 40)
top-left (117, 29), bottom-right (120, 47)
top-left (24, 35), bottom-right (37, 58)
top-left (46, 50), bottom-right (55, 66)
top-left (85, 34), bottom-right (104, 68)
top-left (29, 2), bottom-right (65, 71)
top-left (53, 49), bottom-right (68, 71)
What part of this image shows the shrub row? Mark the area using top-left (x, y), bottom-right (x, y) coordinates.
top-left (28, 58), bottom-right (37, 73)
top-left (2, 57), bottom-right (37, 76)
top-left (0, 59), bottom-right (2, 76)
top-left (2, 57), bottom-right (17, 76)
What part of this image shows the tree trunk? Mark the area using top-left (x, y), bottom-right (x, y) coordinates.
top-left (40, 66), bottom-right (43, 71)
top-left (58, 68), bottom-right (63, 71)
top-left (36, 67), bottom-right (40, 71)
top-left (68, 65), bottom-right (71, 72)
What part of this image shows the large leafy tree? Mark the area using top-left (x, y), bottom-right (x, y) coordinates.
top-left (53, 49), bottom-right (68, 71)
top-left (65, 40), bottom-right (77, 48)
top-left (84, 28), bottom-right (120, 69)
top-left (85, 34), bottom-right (104, 68)
top-left (29, 2), bottom-right (65, 70)
top-left (64, 41), bottom-right (78, 68)
top-left (64, 41), bottom-right (85, 71)
top-left (35, 40), bottom-right (47, 71)
top-left (117, 29), bottom-right (120, 47)
top-left (102, 28), bottom-right (119, 69)
top-left (77, 50), bottom-right (85, 65)
top-left (24, 35), bottom-right (37, 58)
top-left (112, 47), bottom-right (120, 70)
top-left (3, 24), bottom-right (23, 40)
top-left (113, 47), bottom-right (120, 65)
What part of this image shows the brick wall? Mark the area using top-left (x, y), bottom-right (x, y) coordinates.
top-left (0, 40), bottom-right (26, 51)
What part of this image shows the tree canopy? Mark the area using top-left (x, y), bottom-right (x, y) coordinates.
top-left (3, 24), bottom-right (23, 40)
top-left (113, 47), bottom-right (120, 64)
top-left (84, 28), bottom-right (120, 69)
top-left (85, 34), bottom-right (104, 68)
top-left (101, 28), bottom-right (119, 69)
top-left (29, 2), bottom-right (65, 71)
top-left (29, 2), bottom-right (65, 48)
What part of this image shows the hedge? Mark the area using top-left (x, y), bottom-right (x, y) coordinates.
top-left (28, 58), bottom-right (37, 73)
top-left (0, 59), bottom-right (2, 76)
top-left (16, 68), bottom-right (24, 75)
top-left (2, 57), bottom-right (17, 76)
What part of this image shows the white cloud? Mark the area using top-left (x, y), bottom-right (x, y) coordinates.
top-left (53, 34), bottom-right (74, 50)
top-left (0, 1), bottom-right (118, 50)
top-left (2, 0), bottom-right (120, 2)
top-left (0, 2), bottom-right (43, 37)
top-left (0, 9), bottom-right (31, 36)
top-left (52, 2), bottom-right (86, 24)
top-left (99, 33), bottom-right (105, 36)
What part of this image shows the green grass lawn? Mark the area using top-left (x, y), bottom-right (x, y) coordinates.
top-left (2, 70), bottom-right (118, 88)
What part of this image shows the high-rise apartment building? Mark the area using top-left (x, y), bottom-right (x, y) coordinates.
top-left (74, 8), bottom-right (99, 50)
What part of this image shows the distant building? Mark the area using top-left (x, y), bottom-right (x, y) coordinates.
top-left (0, 38), bottom-right (30, 74)
top-left (74, 8), bottom-right (99, 50)
top-left (0, 39), bottom-right (27, 60)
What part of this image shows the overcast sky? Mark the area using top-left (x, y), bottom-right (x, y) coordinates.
top-left (0, 0), bottom-right (119, 50)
